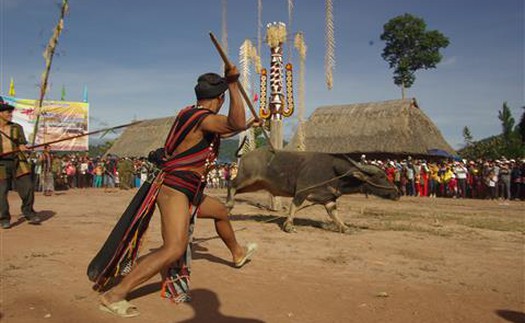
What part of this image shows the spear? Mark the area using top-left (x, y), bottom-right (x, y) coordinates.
top-left (32, 0), bottom-right (69, 145)
top-left (0, 121), bottom-right (141, 159)
top-left (209, 32), bottom-right (274, 152)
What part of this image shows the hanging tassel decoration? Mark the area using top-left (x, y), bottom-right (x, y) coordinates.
top-left (325, 0), bottom-right (335, 90)
top-left (294, 32), bottom-right (307, 150)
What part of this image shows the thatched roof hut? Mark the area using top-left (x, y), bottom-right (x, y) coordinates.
top-left (105, 116), bottom-right (175, 157)
top-left (286, 98), bottom-right (455, 160)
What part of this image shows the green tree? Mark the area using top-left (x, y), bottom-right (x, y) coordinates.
top-left (498, 102), bottom-right (515, 141)
top-left (462, 126), bottom-right (474, 147)
top-left (380, 13), bottom-right (449, 99)
top-left (458, 103), bottom-right (524, 160)
top-left (89, 139), bottom-right (115, 158)
top-left (517, 106), bottom-right (525, 143)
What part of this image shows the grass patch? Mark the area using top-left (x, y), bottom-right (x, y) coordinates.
top-left (458, 217), bottom-right (525, 233)
top-left (369, 221), bottom-right (453, 237)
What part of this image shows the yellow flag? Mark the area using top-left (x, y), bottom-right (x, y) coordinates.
top-left (8, 78), bottom-right (16, 96)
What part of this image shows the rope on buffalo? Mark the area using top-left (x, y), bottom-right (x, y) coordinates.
top-left (295, 169), bottom-right (397, 195)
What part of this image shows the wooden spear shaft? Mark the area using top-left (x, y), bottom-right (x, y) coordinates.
top-left (209, 32), bottom-right (275, 151)
top-left (0, 121), bottom-right (141, 158)
top-left (32, 0), bottom-right (69, 145)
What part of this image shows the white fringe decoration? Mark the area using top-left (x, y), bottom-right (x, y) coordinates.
top-left (266, 22), bottom-right (287, 48)
top-left (325, 0), bottom-right (335, 90)
top-left (287, 0), bottom-right (294, 59)
top-left (258, 0), bottom-right (263, 55)
top-left (294, 33), bottom-right (307, 151)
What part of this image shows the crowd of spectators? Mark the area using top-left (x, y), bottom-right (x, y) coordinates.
top-left (26, 152), bottom-right (238, 194)
top-left (27, 153), bottom-right (152, 192)
top-left (24, 150), bottom-right (525, 202)
top-left (360, 155), bottom-right (525, 201)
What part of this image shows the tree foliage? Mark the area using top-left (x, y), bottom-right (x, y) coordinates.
top-left (458, 103), bottom-right (524, 160)
top-left (462, 126), bottom-right (473, 147)
top-left (517, 106), bottom-right (525, 143)
top-left (380, 13), bottom-right (449, 98)
top-left (88, 139), bottom-right (115, 158)
top-left (498, 102), bottom-right (515, 141)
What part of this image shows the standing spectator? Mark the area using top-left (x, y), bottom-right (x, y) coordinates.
top-left (224, 163), bottom-right (231, 189)
top-left (39, 145), bottom-right (54, 196)
top-left (487, 170), bottom-right (498, 200)
top-left (117, 157), bottom-right (134, 190)
top-left (499, 161), bottom-right (511, 200)
top-left (428, 162), bottom-right (440, 198)
top-left (105, 155), bottom-right (117, 189)
top-left (0, 98), bottom-right (41, 228)
top-left (454, 161), bottom-right (468, 198)
top-left (420, 161), bottom-right (430, 197)
top-left (510, 160), bottom-right (521, 200)
top-left (518, 159), bottom-right (525, 201)
top-left (493, 160), bottom-right (501, 198)
top-left (139, 159), bottom-right (149, 187)
top-left (94, 162), bottom-right (104, 188)
top-left (405, 162), bottom-right (415, 196)
top-left (78, 157), bottom-right (89, 189)
top-left (33, 153), bottom-right (42, 192)
top-left (468, 161), bottom-right (482, 199)
top-left (66, 161), bottom-right (77, 189)
top-left (393, 161), bottom-right (401, 192)
top-left (413, 160), bottom-right (421, 196)
top-left (385, 161), bottom-right (395, 184)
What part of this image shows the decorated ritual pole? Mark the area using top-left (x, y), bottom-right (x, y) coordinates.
top-left (261, 22), bottom-right (295, 210)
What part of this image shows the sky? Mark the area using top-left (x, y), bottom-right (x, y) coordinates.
top-left (0, 0), bottom-right (523, 149)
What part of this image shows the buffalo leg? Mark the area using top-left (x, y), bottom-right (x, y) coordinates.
top-left (283, 202), bottom-right (298, 233)
top-left (226, 186), bottom-right (236, 210)
top-left (283, 196), bottom-right (305, 233)
top-left (324, 201), bottom-right (348, 233)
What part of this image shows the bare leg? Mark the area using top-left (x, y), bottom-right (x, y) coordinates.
top-left (101, 185), bottom-right (191, 305)
top-left (197, 195), bottom-right (246, 264)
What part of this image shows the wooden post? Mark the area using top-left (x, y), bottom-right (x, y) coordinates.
top-left (269, 118), bottom-right (283, 210)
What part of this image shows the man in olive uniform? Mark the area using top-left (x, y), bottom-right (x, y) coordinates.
top-left (117, 157), bottom-right (133, 190)
top-left (0, 97), bottom-right (41, 229)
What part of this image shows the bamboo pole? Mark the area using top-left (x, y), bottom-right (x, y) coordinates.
top-left (32, 0), bottom-right (69, 145)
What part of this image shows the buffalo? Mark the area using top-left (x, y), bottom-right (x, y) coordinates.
top-left (226, 148), bottom-right (400, 233)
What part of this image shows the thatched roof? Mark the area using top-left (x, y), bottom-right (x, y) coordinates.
top-left (286, 98), bottom-right (455, 158)
top-left (106, 116), bottom-right (175, 157)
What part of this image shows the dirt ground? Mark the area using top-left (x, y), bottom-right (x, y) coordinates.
top-left (0, 187), bottom-right (524, 323)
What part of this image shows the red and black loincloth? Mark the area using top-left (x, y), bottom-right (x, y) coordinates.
top-left (87, 106), bottom-right (219, 303)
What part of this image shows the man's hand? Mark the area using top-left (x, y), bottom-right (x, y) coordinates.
top-left (18, 145), bottom-right (29, 152)
top-left (247, 117), bottom-right (262, 128)
top-left (224, 65), bottom-right (240, 84)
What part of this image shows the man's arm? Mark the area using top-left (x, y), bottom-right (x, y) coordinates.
top-left (200, 66), bottom-right (249, 135)
top-left (220, 117), bottom-right (262, 138)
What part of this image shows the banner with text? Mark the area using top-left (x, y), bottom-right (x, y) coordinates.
top-left (1, 95), bottom-right (89, 151)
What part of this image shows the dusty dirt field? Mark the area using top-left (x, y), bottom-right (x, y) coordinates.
top-left (0, 187), bottom-right (524, 323)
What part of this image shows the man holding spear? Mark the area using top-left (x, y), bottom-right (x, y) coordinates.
top-left (0, 97), bottom-right (41, 229)
top-left (91, 61), bottom-right (259, 317)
